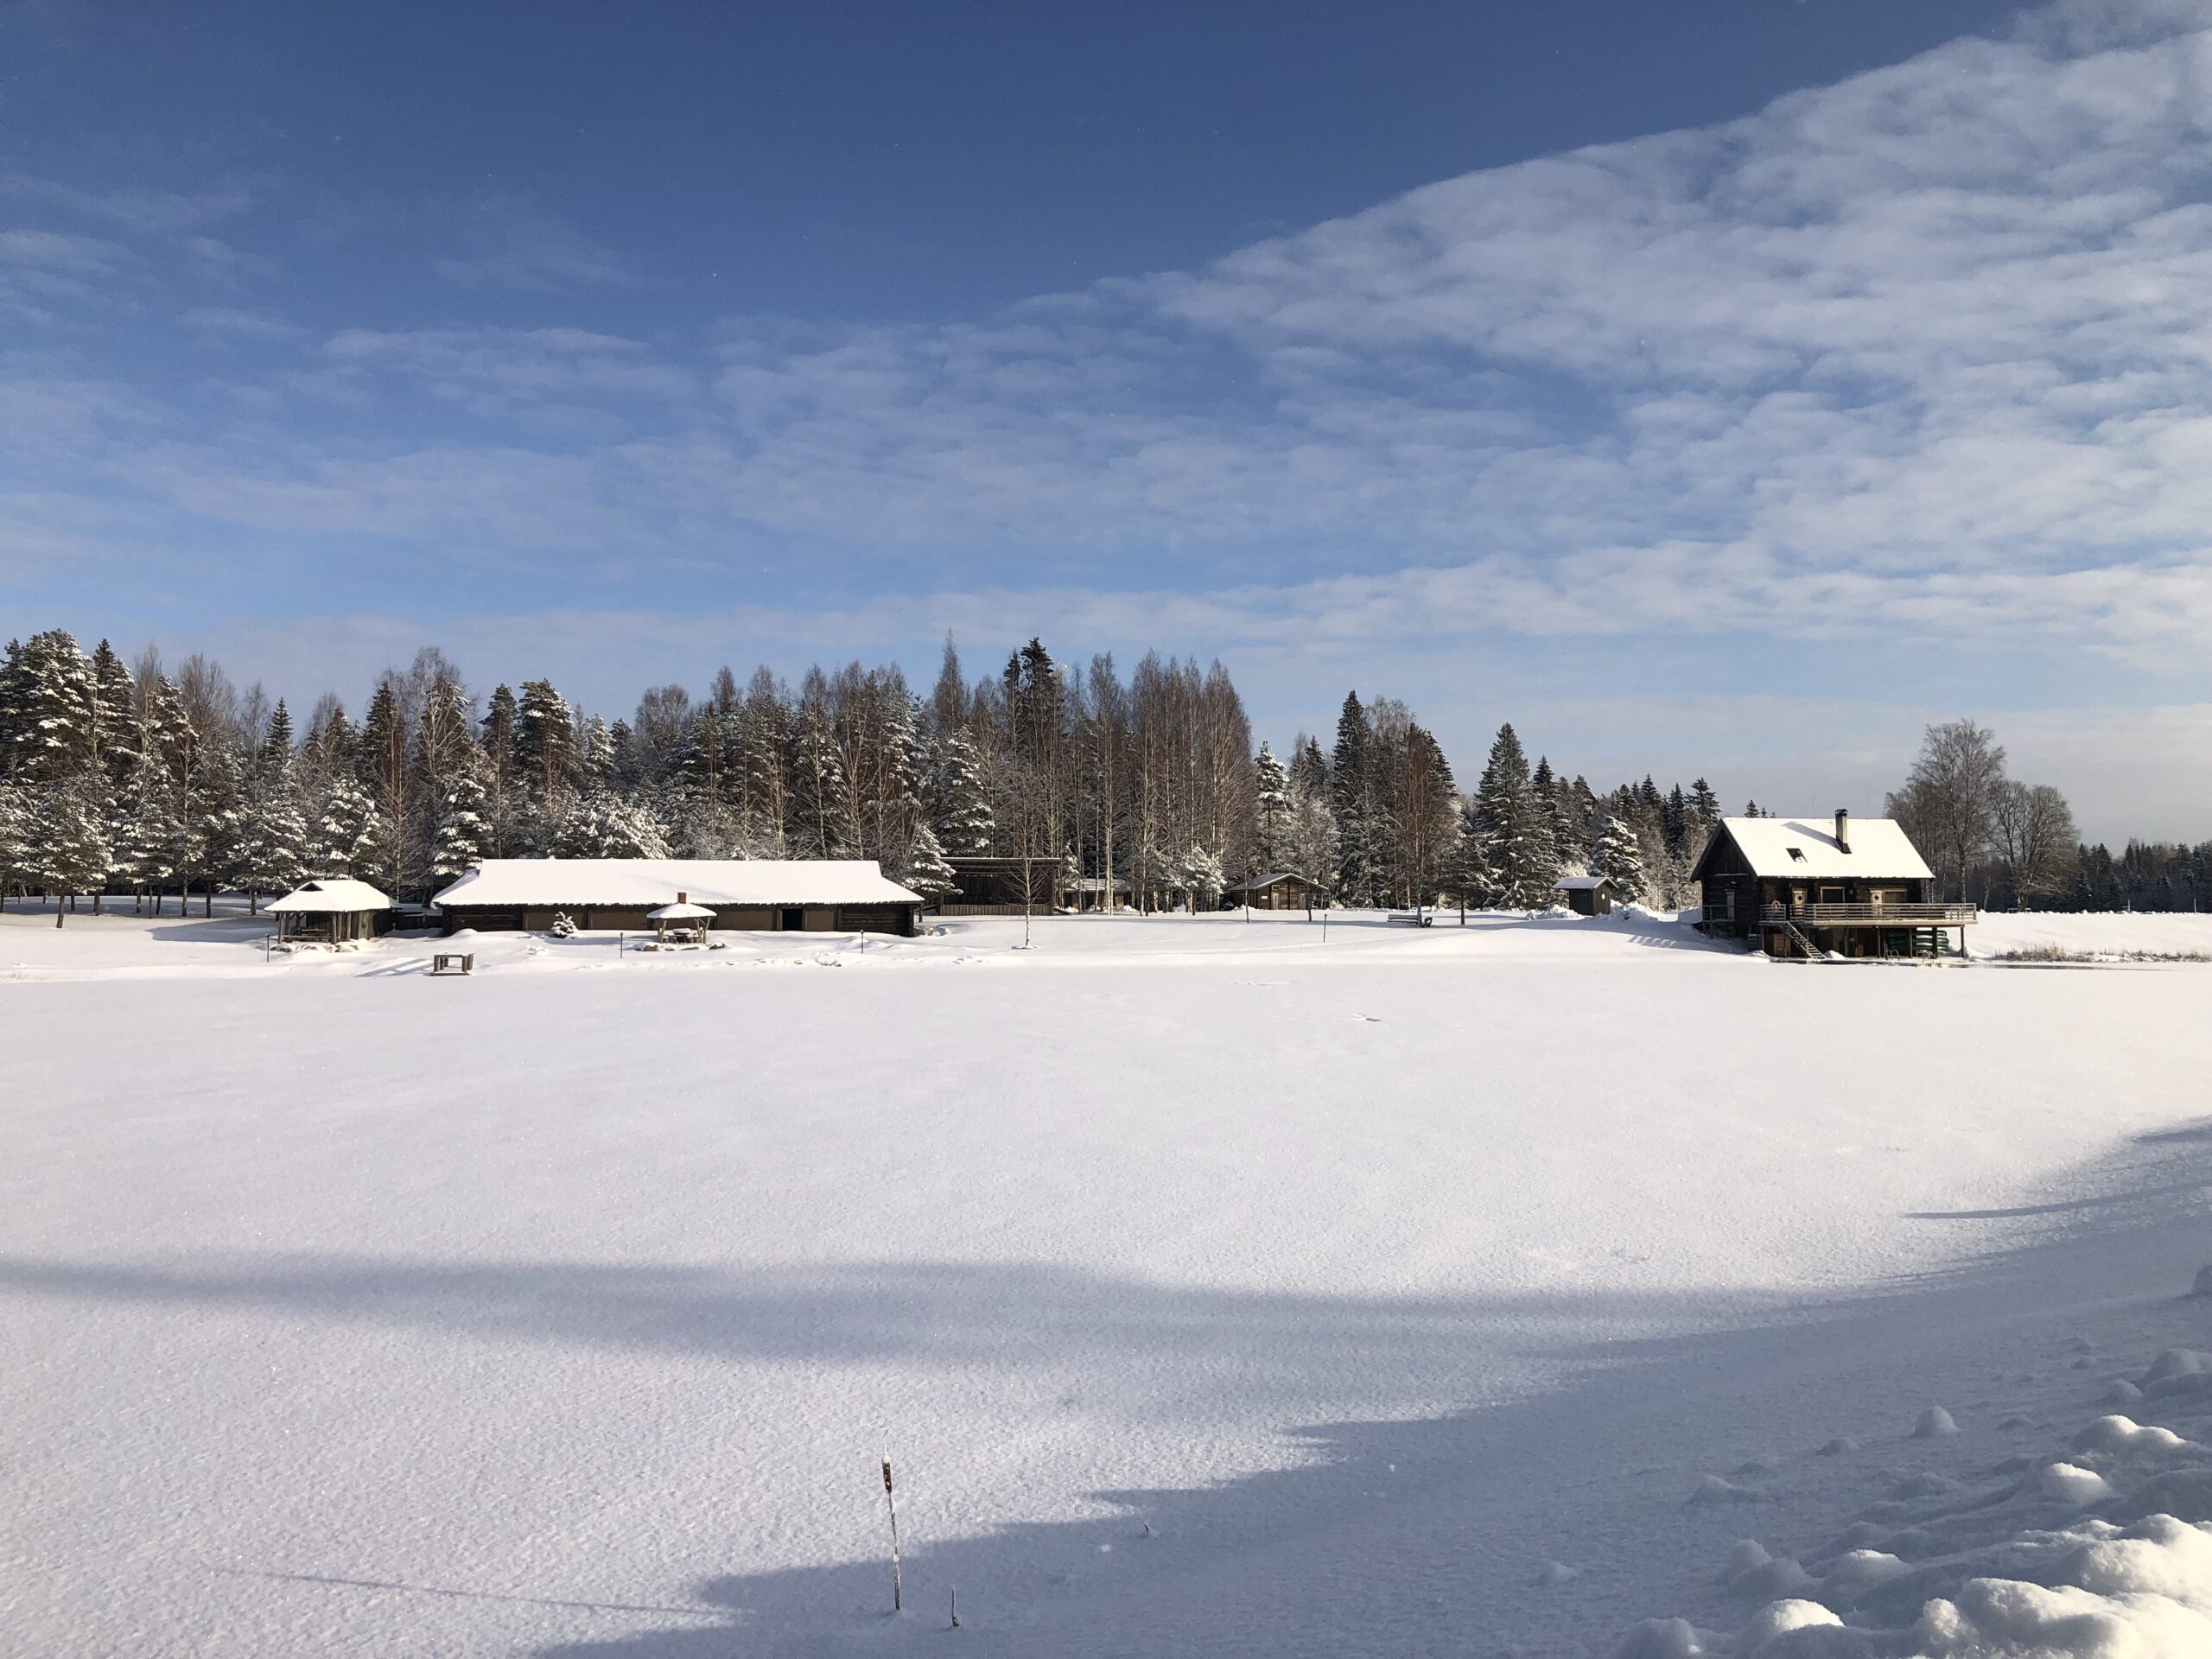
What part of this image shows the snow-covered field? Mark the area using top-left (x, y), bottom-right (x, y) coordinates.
top-left (3, 903), bottom-right (2209, 1656)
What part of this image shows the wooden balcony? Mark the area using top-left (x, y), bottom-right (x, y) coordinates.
top-left (1762, 902), bottom-right (1977, 927)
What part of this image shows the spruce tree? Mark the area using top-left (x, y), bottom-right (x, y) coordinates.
top-left (514, 680), bottom-right (576, 799)
top-left (1592, 815), bottom-right (1648, 906)
top-left (432, 769), bottom-right (493, 881)
top-left (89, 639), bottom-right (139, 783)
top-left (1173, 845), bottom-right (1225, 912)
top-left (1476, 723), bottom-right (1553, 907)
top-left (111, 753), bottom-right (183, 914)
top-left (1331, 692), bottom-right (1382, 906)
top-left (898, 820), bottom-right (957, 906)
top-left (310, 774), bottom-right (385, 880)
top-left (3, 630), bottom-right (100, 783)
top-left (931, 728), bottom-right (995, 855)
top-left (235, 772), bottom-right (310, 911)
top-left (28, 778), bottom-right (111, 925)
top-left (179, 741), bottom-right (245, 915)
top-left (1445, 801), bottom-right (1501, 916)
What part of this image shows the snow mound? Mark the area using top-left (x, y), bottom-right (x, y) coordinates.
top-left (1914, 1406), bottom-right (1961, 1439)
top-left (2039, 1462), bottom-right (2114, 1506)
top-left (1739, 1598), bottom-right (1840, 1651)
top-left (1618, 1341), bottom-right (2212, 1658)
top-left (2074, 1414), bottom-right (2191, 1457)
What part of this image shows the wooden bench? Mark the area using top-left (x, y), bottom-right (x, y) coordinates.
top-left (430, 952), bottom-right (475, 976)
top-left (1385, 912), bottom-right (1433, 928)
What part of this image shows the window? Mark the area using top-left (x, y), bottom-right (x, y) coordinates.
top-left (1786, 847), bottom-right (1807, 862)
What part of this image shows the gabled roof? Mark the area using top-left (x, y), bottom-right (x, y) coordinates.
top-left (1554, 874), bottom-right (1613, 892)
top-left (1233, 871), bottom-right (1312, 890)
top-left (431, 859), bottom-right (922, 910)
top-left (1695, 817), bottom-right (1934, 881)
top-left (267, 878), bottom-right (393, 913)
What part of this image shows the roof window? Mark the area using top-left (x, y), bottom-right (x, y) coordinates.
top-left (1786, 847), bottom-right (1807, 861)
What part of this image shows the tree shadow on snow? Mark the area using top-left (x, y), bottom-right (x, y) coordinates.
top-left (6, 1131), bottom-right (2212, 1658)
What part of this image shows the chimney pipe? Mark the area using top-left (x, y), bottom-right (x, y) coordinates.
top-left (678, 891), bottom-right (688, 903)
top-left (1834, 810), bottom-right (1850, 852)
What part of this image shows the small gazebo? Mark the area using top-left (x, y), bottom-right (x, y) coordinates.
top-left (267, 878), bottom-right (394, 943)
top-left (645, 892), bottom-right (716, 945)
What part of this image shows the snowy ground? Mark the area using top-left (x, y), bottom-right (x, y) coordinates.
top-left (2, 901), bottom-right (2209, 1656)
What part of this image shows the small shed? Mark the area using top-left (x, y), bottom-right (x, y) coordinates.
top-left (1232, 871), bottom-right (1321, 911)
top-left (645, 893), bottom-right (716, 944)
top-left (1554, 874), bottom-right (1617, 917)
top-left (267, 877), bottom-right (394, 943)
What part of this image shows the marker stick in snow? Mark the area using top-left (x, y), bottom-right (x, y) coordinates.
top-left (882, 1455), bottom-right (902, 1612)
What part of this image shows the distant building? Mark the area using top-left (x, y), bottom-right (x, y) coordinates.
top-left (1230, 871), bottom-right (1321, 911)
top-left (1554, 874), bottom-right (1617, 917)
top-left (942, 855), bottom-right (1062, 916)
top-left (1060, 874), bottom-right (1131, 912)
top-left (430, 860), bottom-right (923, 937)
top-left (266, 878), bottom-right (393, 944)
top-left (1690, 810), bottom-right (1975, 958)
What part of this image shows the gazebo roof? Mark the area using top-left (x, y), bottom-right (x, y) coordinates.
top-left (267, 878), bottom-right (394, 913)
top-left (646, 899), bottom-right (717, 921)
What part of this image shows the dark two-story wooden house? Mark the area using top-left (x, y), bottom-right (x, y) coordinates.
top-left (1691, 810), bottom-right (1974, 958)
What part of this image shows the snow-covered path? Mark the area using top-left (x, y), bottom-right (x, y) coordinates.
top-left (1, 908), bottom-right (2206, 1655)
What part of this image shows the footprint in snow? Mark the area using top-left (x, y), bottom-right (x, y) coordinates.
top-left (1357, 1014), bottom-right (1383, 1023)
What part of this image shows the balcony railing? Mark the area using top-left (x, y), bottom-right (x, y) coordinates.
top-left (1762, 902), bottom-right (1977, 927)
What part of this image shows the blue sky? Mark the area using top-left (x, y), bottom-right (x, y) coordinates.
top-left (4, 0), bottom-right (2209, 839)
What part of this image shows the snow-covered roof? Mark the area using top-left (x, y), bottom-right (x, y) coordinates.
top-left (266, 878), bottom-right (393, 913)
top-left (432, 859), bottom-right (922, 910)
top-left (1554, 874), bottom-right (1612, 892)
top-left (646, 900), bottom-right (716, 921)
top-left (1713, 816), bottom-right (1934, 880)
top-left (1233, 871), bottom-right (1310, 889)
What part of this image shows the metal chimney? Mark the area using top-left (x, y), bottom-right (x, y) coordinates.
top-left (1834, 809), bottom-right (1850, 852)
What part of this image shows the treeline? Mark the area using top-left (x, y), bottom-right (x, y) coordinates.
top-left (1885, 718), bottom-right (2212, 911)
top-left (0, 626), bottom-right (1732, 919)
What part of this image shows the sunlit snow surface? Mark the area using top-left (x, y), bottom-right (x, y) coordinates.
top-left (3, 902), bottom-right (2209, 1656)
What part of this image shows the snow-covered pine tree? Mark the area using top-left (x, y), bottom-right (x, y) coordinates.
top-left (1689, 778), bottom-right (1721, 830)
top-left (791, 701), bottom-right (856, 860)
top-left (235, 772), bottom-right (310, 912)
top-left (310, 773), bottom-right (385, 880)
top-left (27, 777), bottom-right (111, 925)
top-left (1592, 815), bottom-right (1648, 906)
top-left (1532, 757), bottom-right (1574, 878)
top-left (1331, 692), bottom-right (1383, 907)
top-left (1, 629), bottom-right (100, 784)
top-left (899, 820), bottom-right (957, 906)
top-left (1253, 741), bottom-right (1290, 872)
top-left (89, 639), bottom-right (139, 784)
top-left (1475, 723), bottom-right (1554, 907)
top-left (550, 791), bottom-right (671, 859)
top-left (931, 727), bottom-right (995, 855)
top-left (431, 768), bottom-right (493, 880)
top-left (1173, 845), bottom-right (1225, 912)
top-left (594, 717), bottom-right (626, 790)
top-left (111, 752), bottom-right (182, 914)
top-left (734, 678), bottom-right (791, 855)
top-left (514, 679), bottom-right (576, 801)
top-left (177, 740), bottom-right (245, 915)
top-left (479, 683), bottom-right (520, 853)
top-left (1444, 800), bottom-right (1501, 917)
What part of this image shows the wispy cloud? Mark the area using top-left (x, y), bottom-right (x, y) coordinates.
top-left (432, 194), bottom-right (645, 290)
